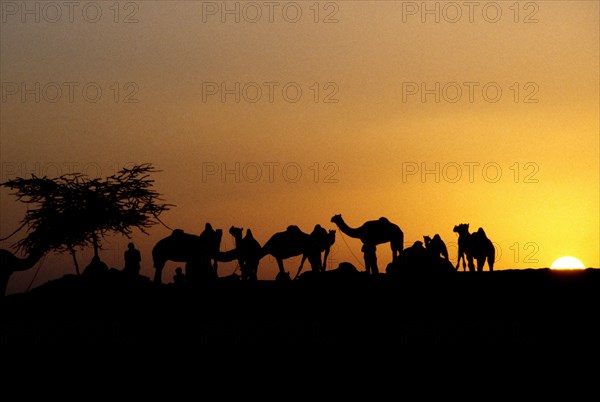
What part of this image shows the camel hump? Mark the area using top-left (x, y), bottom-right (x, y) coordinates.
top-left (287, 225), bottom-right (301, 233)
top-left (477, 227), bottom-right (487, 236)
top-left (378, 217), bottom-right (390, 222)
top-left (433, 234), bottom-right (442, 241)
top-left (172, 229), bottom-right (184, 236)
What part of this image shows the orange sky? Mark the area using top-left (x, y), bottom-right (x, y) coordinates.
top-left (1, 1), bottom-right (598, 294)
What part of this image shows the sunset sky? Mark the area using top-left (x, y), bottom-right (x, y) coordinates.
top-left (1, 1), bottom-right (598, 294)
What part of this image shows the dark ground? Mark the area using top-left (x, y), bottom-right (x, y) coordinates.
top-left (2, 267), bottom-right (599, 350)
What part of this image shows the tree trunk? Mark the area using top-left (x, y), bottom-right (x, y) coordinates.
top-left (92, 233), bottom-right (99, 259)
top-left (69, 246), bottom-right (80, 276)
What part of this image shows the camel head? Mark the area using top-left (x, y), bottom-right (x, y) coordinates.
top-left (331, 214), bottom-right (342, 224)
top-left (328, 230), bottom-right (336, 246)
top-left (423, 235), bottom-right (432, 245)
top-left (453, 223), bottom-right (469, 234)
top-left (229, 226), bottom-right (243, 239)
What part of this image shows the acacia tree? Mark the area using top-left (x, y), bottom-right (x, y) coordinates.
top-left (1, 163), bottom-right (172, 275)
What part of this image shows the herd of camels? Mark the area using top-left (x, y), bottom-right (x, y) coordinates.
top-left (0, 214), bottom-right (496, 294)
top-left (151, 214), bottom-right (496, 284)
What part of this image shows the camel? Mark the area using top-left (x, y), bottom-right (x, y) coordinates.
top-left (152, 223), bottom-right (234, 284)
top-left (258, 225), bottom-right (321, 278)
top-left (294, 224), bottom-right (336, 279)
top-left (424, 234), bottom-right (449, 260)
top-left (0, 247), bottom-right (45, 296)
top-left (229, 226), bottom-right (262, 281)
top-left (330, 214), bottom-right (404, 274)
top-left (453, 223), bottom-right (495, 272)
top-left (387, 240), bottom-right (455, 276)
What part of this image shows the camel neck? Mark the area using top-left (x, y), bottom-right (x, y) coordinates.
top-left (335, 219), bottom-right (360, 238)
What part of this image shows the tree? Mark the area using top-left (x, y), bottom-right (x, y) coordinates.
top-left (1, 163), bottom-right (172, 275)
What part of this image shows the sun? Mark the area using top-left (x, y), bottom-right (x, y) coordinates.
top-left (550, 256), bottom-right (586, 270)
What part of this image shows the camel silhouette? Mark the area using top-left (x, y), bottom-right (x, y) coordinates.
top-left (0, 247), bottom-right (45, 296)
top-left (453, 223), bottom-right (495, 272)
top-left (387, 240), bottom-right (455, 276)
top-left (152, 223), bottom-right (227, 284)
top-left (330, 214), bottom-right (404, 274)
top-left (229, 226), bottom-right (262, 281)
top-left (258, 225), bottom-right (321, 278)
top-left (293, 224), bottom-right (336, 279)
top-left (424, 234), bottom-right (449, 260)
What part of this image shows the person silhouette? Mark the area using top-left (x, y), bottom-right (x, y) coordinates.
top-left (124, 242), bottom-right (142, 276)
top-left (361, 243), bottom-right (378, 275)
top-left (173, 267), bottom-right (186, 287)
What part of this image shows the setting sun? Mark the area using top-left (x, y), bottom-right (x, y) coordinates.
top-left (550, 256), bottom-right (586, 270)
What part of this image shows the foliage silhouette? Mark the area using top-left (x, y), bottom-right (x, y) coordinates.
top-left (1, 164), bottom-right (171, 275)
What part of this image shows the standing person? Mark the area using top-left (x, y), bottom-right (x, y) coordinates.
top-left (124, 242), bottom-right (142, 276)
top-left (361, 243), bottom-right (378, 275)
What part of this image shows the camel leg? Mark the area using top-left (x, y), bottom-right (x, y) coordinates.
top-left (488, 258), bottom-right (494, 272)
top-left (371, 251), bottom-right (380, 275)
top-left (276, 258), bottom-right (286, 274)
top-left (322, 248), bottom-right (330, 272)
top-left (239, 261), bottom-right (248, 281)
top-left (153, 264), bottom-right (164, 284)
top-left (467, 256), bottom-right (475, 272)
top-left (250, 261), bottom-right (259, 281)
top-left (459, 254), bottom-right (467, 271)
top-left (294, 255), bottom-right (307, 280)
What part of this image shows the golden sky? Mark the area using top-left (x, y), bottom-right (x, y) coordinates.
top-left (1, 1), bottom-right (598, 293)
